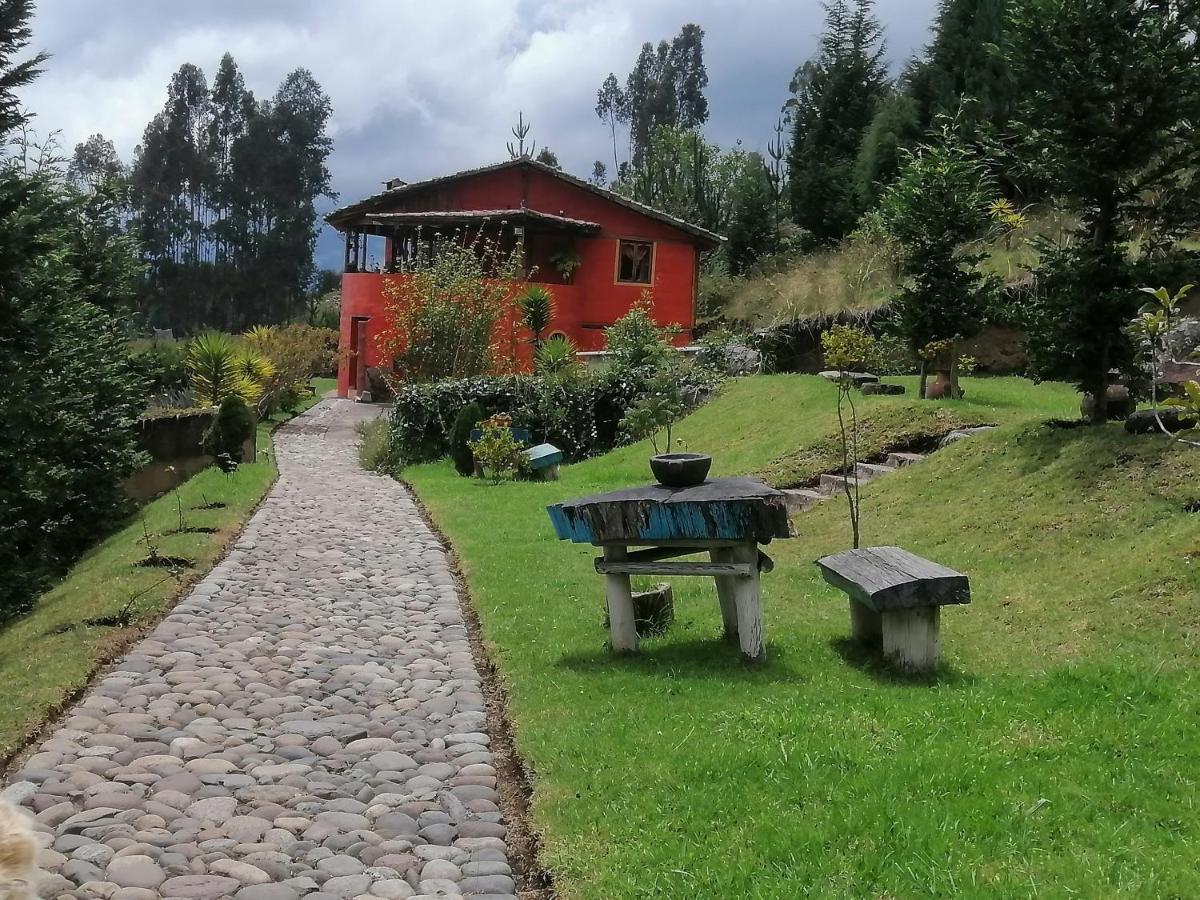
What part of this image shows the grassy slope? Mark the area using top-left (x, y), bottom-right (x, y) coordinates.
top-left (406, 375), bottom-right (1200, 898)
top-left (0, 381), bottom-right (333, 760)
top-left (723, 208), bottom-right (1077, 325)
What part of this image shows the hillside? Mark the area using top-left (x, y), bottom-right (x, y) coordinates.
top-left (404, 375), bottom-right (1200, 897)
top-left (711, 207), bottom-right (1077, 327)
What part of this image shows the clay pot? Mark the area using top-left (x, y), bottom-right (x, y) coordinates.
top-left (1080, 384), bottom-right (1134, 421)
top-left (926, 370), bottom-right (954, 400)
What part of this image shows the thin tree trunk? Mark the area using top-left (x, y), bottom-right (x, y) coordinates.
top-left (949, 342), bottom-right (961, 400)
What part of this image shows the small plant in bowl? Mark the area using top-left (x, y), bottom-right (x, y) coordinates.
top-left (620, 372), bottom-right (711, 487)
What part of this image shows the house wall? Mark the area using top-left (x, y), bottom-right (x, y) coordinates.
top-left (336, 165), bottom-right (704, 397)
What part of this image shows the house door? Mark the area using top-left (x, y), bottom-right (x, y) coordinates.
top-left (348, 316), bottom-right (370, 395)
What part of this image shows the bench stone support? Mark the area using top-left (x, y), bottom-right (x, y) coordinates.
top-left (849, 600), bottom-right (882, 645)
top-left (882, 606), bottom-right (940, 672)
top-left (603, 546), bottom-right (638, 653)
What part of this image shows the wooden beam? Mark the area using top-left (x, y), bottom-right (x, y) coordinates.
top-left (882, 606), bottom-right (940, 672)
top-left (595, 559), bottom-right (756, 577)
top-left (711, 547), bottom-right (740, 642)
top-left (623, 545), bottom-right (708, 564)
top-left (731, 544), bottom-right (764, 661)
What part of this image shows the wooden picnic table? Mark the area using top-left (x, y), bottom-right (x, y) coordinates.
top-left (546, 477), bottom-right (793, 661)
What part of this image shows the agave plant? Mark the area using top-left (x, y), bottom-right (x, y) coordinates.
top-left (519, 284), bottom-right (555, 348)
top-left (536, 334), bottom-right (582, 381)
top-left (185, 332), bottom-right (273, 407)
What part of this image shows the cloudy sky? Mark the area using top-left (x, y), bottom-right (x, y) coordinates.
top-left (20, 0), bottom-right (938, 270)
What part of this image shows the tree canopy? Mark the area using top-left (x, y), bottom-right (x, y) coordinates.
top-left (115, 53), bottom-right (335, 333)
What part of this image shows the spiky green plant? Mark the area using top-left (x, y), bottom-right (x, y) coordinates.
top-left (519, 284), bottom-right (555, 349)
top-left (536, 334), bottom-right (582, 381)
top-left (185, 332), bottom-right (271, 407)
top-left (243, 324), bottom-right (277, 350)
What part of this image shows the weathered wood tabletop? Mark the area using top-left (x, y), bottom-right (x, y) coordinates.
top-left (546, 476), bottom-right (793, 545)
top-left (547, 477), bottom-right (793, 661)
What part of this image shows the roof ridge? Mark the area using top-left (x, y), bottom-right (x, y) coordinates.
top-left (326, 158), bottom-right (723, 246)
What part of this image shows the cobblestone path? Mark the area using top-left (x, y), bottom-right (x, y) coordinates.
top-left (5, 401), bottom-right (516, 900)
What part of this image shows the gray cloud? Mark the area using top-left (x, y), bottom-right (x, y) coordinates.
top-left (20, 0), bottom-right (937, 270)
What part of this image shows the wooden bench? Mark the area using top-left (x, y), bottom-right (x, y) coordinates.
top-left (815, 546), bottom-right (970, 672)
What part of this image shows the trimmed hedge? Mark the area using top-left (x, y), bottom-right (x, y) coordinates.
top-left (389, 367), bottom-right (718, 465)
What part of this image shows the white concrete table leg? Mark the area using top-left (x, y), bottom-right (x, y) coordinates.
top-left (731, 543), bottom-right (764, 661)
top-left (849, 600), bottom-right (882, 646)
top-left (882, 606), bottom-right (940, 672)
top-left (603, 545), bottom-right (638, 653)
top-left (710, 547), bottom-right (740, 642)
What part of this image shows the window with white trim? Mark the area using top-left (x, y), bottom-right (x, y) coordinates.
top-left (617, 240), bottom-right (653, 284)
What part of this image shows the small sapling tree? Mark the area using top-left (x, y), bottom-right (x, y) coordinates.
top-left (1127, 284), bottom-right (1200, 447)
top-left (821, 324), bottom-right (877, 549)
top-left (619, 368), bottom-right (686, 455)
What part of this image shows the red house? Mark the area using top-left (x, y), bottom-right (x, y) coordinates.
top-left (325, 158), bottom-right (722, 397)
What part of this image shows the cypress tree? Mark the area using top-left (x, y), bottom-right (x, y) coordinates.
top-left (787, 0), bottom-right (890, 244)
top-left (854, 92), bottom-right (921, 209)
top-left (908, 0), bottom-right (1012, 132)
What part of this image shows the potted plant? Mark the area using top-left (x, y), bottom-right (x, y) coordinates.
top-left (620, 372), bottom-right (711, 487)
top-left (919, 338), bottom-right (962, 400)
top-left (549, 246), bottom-right (581, 283)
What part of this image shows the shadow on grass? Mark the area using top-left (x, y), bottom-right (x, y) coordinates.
top-left (829, 636), bottom-right (975, 688)
top-left (556, 636), bottom-right (807, 684)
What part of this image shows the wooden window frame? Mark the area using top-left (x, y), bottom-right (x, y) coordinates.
top-left (614, 238), bottom-right (655, 286)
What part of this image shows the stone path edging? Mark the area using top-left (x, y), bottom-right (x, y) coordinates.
top-left (4, 400), bottom-right (516, 900)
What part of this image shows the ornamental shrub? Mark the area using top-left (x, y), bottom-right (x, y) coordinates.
top-left (449, 402), bottom-right (484, 476)
top-left (245, 323), bottom-right (337, 415)
top-left (127, 340), bottom-right (188, 394)
top-left (378, 233), bottom-right (524, 381)
top-left (468, 421), bottom-right (526, 484)
top-left (388, 366), bottom-right (719, 466)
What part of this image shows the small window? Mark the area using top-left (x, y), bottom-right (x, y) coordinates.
top-left (617, 240), bottom-right (653, 284)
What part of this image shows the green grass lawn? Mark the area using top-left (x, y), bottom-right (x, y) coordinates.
top-left (0, 383), bottom-right (328, 762)
top-left (405, 375), bottom-right (1200, 898)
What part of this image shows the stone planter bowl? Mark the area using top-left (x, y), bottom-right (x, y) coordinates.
top-left (650, 452), bottom-right (712, 488)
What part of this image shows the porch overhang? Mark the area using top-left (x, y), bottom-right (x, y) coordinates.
top-left (341, 208), bottom-right (602, 237)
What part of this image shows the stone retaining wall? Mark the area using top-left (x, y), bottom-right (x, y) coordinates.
top-left (124, 409), bottom-right (257, 501)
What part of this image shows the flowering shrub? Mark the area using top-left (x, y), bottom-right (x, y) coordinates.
top-left (376, 232), bottom-right (523, 382)
top-left (468, 415), bottom-right (526, 483)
